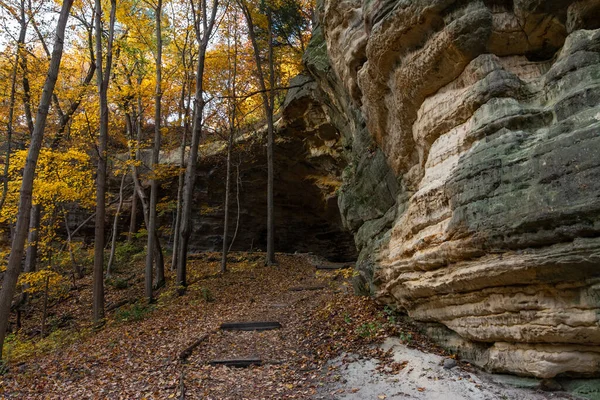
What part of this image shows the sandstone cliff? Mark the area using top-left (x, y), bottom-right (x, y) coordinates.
top-left (299, 0), bottom-right (600, 378)
top-left (183, 93), bottom-right (357, 261)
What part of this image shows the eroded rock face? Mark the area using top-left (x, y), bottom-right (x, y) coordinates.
top-left (182, 78), bottom-right (357, 262)
top-left (308, 0), bottom-right (600, 378)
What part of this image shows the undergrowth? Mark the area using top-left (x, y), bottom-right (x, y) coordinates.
top-left (3, 328), bottom-right (91, 364)
top-left (114, 303), bottom-right (154, 322)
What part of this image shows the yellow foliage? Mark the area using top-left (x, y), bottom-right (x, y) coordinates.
top-left (0, 248), bottom-right (8, 273)
top-left (17, 268), bottom-right (66, 294)
top-left (3, 328), bottom-right (91, 364)
top-left (0, 148), bottom-right (94, 226)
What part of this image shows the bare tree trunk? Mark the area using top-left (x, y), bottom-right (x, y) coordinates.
top-left (40, 275), bottom-right (50, 337)
top-left (221, 133), bottom-right (233, 274)
top-left (228, 160), bottom-right (241, 252)
top-left (266, 12), bottom-right (277, 265)
top-left (171, 68), bottom-right (192, 272)
top-left (131, 98), bottom-right (149, 229)
top-left (221, 23), bottom-right (239, 274)
top-left (93, 0), bottom-right (117, 324)
top-left (240, 3), bottom-right (276, 265)
top-left (128, 188), bottom-right (137, 242)
top-left (177, 0), bottom-right (219, 290)
top-left (107, 172), bottom-right (126, 278)
top-left (19, 204), bottom-right (41, 307)
top-left (170, 11), bottom-right (193, 273)
top-left (171, 123), bottom-right (186, 271)
top-left (64, 212), bottom-right (82, 280)
top-left (0, 10), bottom-right (26, 212)
top-left (125, 107), bottom-right (137, 244)
top-left (146, 0), bottom-right (164, 301)
top-left (24, 204), bottom-right (41, 274)
top-left (0, 0), bottom-right (73, 360)
top-left (19, 8), bottom-right (34, 136)
top-left (127, 110), bottom-right (165, 276)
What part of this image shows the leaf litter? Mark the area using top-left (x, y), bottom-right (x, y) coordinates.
top-left (0, 252), bottom-right (424, 399)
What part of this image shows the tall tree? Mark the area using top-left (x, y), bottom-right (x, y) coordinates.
top-left (29, 2), bottom-right (97, 144)
top-left (221, 16), bottom-right (240, 273)
top-left (176, 0), bottom-right (220, 289)
top-left (92, 0), bottom-right (117, 324)
top-left (145, 0), bottom-right (164, 302)
top-left (106, 171), bottom-right (127, 278)
top-left (0, 0), bottom-right (27, 212)
top-left (170, 2), bottom-right (195, 272)
top-left (0, 0), bottom-right (74, 360)
top-left (239, 0), bottom-right (277, 265)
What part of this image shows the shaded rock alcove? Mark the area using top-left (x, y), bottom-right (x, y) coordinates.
top-left (179, 77), bottom-right (358, 262)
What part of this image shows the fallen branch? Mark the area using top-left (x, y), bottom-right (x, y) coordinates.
top-left (179, 333), bottom-right (210, 361)
top-left (106, 298), bottom-right (132, 312)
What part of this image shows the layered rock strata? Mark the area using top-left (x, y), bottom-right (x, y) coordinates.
top-left (306, 0), bottom-right (600, 378)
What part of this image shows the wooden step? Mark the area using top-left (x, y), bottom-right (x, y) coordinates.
top-left (316, 264), bottom-right (351, 270)
top-left (219, 321), bottom-right (282, 331)
top-left (209, 358), bottom-right (262, 368)
top-left (288, 285), bottom-right (326, 292)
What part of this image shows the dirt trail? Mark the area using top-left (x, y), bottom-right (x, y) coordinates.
top-left (0, 253), bottom-right (591, 399)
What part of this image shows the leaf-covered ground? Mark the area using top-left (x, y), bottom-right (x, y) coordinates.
top-left (0, 252), bottom-right (406, 399)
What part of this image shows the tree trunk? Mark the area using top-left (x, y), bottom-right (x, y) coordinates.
top-left (29, 4), bottom-right (96, 147)
top-left (171, 66), bottom-right (192, 272)
top-left (19, 204), bottom-right (41, 307)
top-left (229, 160), bottom-right (241, 252)
top-left (0, 11), bottom-right (26, 212)
top-left (107, 172), bottom-right (126, 278)
top-left (64, 212), bottom-right (82, 280)
top-left (93, 0), bottom-right (117, 324)
top-left (125, 111), bottom-right (138, 243)
top-left (171, 126), bottom-right (186, 272)
top-left (40, 275), bottom-right (50, 338)
top-left (0, 0), bottom-right (73, 360)
top-left (24, 204), bottom-right (41, 274)
top-left (240, 3), bottom-right (276, 265)
top-left (221, 132), bottom-right (233, 274)
top-left (266, 11), bottom-right (276, 265)
top-left (19, 7), bottom-right (34, 137)
top-left (128, 188), bottom-right (137, 242)
top-left (146, 0), bottom-right (164, 301)
top-left (176, 0), bottom-right (220, 290)
top-left (127, 111), bottom-right (166, 279)
top-left (221, 24), bottom-right (239, 274)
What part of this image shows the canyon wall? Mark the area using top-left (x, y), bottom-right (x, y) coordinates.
top-left (303, 0), bottom-right (600, 378)
top-left (182, 91), bottom-right (357, 261)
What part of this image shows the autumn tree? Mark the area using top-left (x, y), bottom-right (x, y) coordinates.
top-left (176, 0), bottom-right (220, 290)
top-left (0, 0), bottom-right (74, 360)
top-left (238, 0), bottom-right (277, 265)
top-left (141, 0), bottom-right (165, 302)
top-left (169, 0), bottom-right (196, 272)
top-left (92, 0), bottom-right (117, 324)
top-left (0, 0), bottom-right (28, 213)
top-left (220, 12), bottom-right (241, 273)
